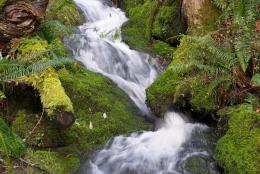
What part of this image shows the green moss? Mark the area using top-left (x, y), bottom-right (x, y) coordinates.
top-left (121, 0), bottom-right (144, 12)
top-left (17, 37), bottom-right (74, 118)
top-left (58, 66), bottom-right (149, 149)
top-left (122, 1), bottom-right (159, 52)
top-left (152, 2), bottom-right (181, 42)
top-left (146, 36), bottom-right (225, 117)
top-left (24, 148), bottom-right (79, 174)
top-left (26, 68), bottom-right (73, 118)
top-left (12, 110), bottom-right (65, 147)
top-left (18, 37), bottom-right (49, 59)
top-left (152, 40), bottom-right (176, 64)
top-left (45, 0), bottom-right (83, 27)
top-left (215, 104), bottom-right (260, 174)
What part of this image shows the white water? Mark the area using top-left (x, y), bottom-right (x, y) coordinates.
top-left (66, 0), bottom-right (158, 115)
top-left (84, 112), bottom-right (210, 174)
top-left (67, 0), bottom-right (219, 173)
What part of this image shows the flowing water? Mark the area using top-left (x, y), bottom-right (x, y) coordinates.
top-left (66, 0), bottom-right (220, 173)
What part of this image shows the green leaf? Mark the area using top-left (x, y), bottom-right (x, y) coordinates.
top-left (0, 117), bottom-right (25, 157)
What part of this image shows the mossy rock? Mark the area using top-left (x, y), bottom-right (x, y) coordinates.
top-left (58, 66), bottom-right (150, 149)
top-left (152, 40), bottom-right (176, 65)
top-left (215, 104), bottom-right (260, 174)
top-left (45, 0), bottom-right (83, 27)
top-left (184, 156), bottom-right (215, 174)
top-left (12, 110), bottom-right (65, 148)
top-left (152, 1), bottom-right (184, 44)
top-left (122, 0), bottom-right (159, 52)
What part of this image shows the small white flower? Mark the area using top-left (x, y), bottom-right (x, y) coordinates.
top-left (89, 121), bottom-right (93, 129)
top-left (75, 121), bottom-right (80, 126)
top-left (103, 113), bottom-right (107, 119)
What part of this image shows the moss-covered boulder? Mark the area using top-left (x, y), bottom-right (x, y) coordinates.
top-left (58, 66), bottom-right (149, 149)
top-left (215, 104), bottom-right (260, 174)
top-left (184, 156), bottom-right (215, 174)
top-left (120, 0), bottom-right (187, 65)
top-left (146, 35), bottom-right (223, 117)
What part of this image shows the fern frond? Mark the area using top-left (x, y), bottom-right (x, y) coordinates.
top-left (0, 58), bottom-right (74, 81)
top-left (0, 117), bottom-right (25, 157)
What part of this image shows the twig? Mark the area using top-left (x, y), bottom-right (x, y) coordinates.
top-left (23, 109), bottom-right (45, 142)
top-left (19, 158), bottom-right (50, 174)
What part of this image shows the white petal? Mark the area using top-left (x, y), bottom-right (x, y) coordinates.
top-left (89, 121), bottom-right (93, 129)
top-left (103, 113), bottom-right (107, 119)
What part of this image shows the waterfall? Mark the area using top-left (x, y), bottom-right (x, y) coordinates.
top-left (66, 0), bottom-right (219, 173)
top-left (66, 0), bottom-right (159, 115)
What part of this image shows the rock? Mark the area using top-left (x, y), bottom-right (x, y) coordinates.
top-left (181, 0), bottom-right (218, 29)
top-left (53, 111), bottom-right (75, 129)
top-left (184, 156), bottom-right (219, 174)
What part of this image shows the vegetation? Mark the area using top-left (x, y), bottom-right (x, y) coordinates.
top-left (0, 0), bottom-right (148, 173)
top-left (0, 0), bottom-right (259, 173)
top-left (145, 0), bottom-right (259, 173)
top-left (215, 102), bottom-right (260, 174)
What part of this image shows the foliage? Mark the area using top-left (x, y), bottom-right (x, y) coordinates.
top-left (147, 35), bottom-right (234, 116)
top-left (0, 117), bottom-right (25, 157)
top-left (212, 0), bottom-right (258, 72)
top-left (37, 20), bottom-right (70, 43)
top-left (147, 0), bottom-right (259, 116)
top-left (215, 103), bottom-right (260, 174)
top-left (0, 57), bottom-right (74, 82)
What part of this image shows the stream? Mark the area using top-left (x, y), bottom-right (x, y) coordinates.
top-left (66, 0), bottom-right (220, 173)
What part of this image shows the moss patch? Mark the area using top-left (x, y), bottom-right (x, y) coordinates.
top-left (12, 110), bottom-right (65, 148)
top-left (122, 0), bottom-right (159, 52)
top-left (59, 66), bottom-right (149, 149)
top-left (45, 0), bottom-right (83, 27)
top-left (24, 149), bottom-right (79, 174)
top-left (215, 104), bottom-right (260, 174)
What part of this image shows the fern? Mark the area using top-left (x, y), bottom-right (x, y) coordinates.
top-left (0, 117), bottom-right (25, 157)
top-left (0, 57), bottom-right (74, 81)
top-left (37, 20), bottom-right (70, 42)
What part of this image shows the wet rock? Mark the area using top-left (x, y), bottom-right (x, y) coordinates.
top-left (184, 156), bottom-right (219, 174)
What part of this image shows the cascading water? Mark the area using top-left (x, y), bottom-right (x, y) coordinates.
top-left (66, 0), bottom-right (220, 173)
top-left (66, 0), bottom-right (158, 115)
